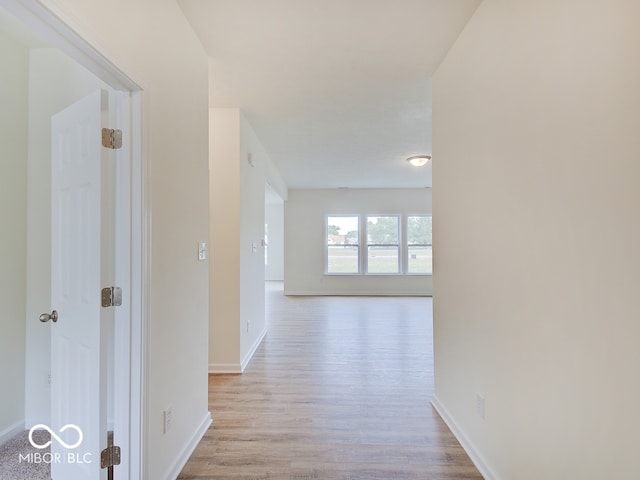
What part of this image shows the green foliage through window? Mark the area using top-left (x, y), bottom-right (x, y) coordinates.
top-left (407, 216), bottom-right (432, 245)
top-left (325, 214), bottom-right (432, 275)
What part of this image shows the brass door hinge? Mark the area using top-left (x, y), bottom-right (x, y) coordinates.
top-left (102, 128), bottom-right (122, 149)
top-left (101, 287), bottom-right (122, 307)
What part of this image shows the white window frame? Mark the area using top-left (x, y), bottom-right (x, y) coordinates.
top-left (405, 214), bottom-right (432, 275)
top-left (365, 214), bottom-right (401, 275)
top-left (325, 214), bottom-right (361, 275)
top-left (324, 213), bottom-right (432, 276)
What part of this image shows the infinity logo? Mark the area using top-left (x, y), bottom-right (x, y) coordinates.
top-left (28, 424), bottom-right (83, 450)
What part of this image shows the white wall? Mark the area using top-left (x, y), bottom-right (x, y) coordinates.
top-left (38, 1), bottom-right (211, 478)
top-left (284, 188), bottom-right (432, 295)
top-left (209, 108), bottom-right (241, 371)
top-left (210, 108), bottom-right (287, 372)
top-left (239, 114), bottom-right (269, 366)
top-left (265, 201), bottom-right (285, 281)
top-left (432, 1), bottom-right (640, 479)
top-left (0, 29), bottom-right (27, 444)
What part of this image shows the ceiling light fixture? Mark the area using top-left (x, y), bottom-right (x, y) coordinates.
top-left (407, 155), bottom-right (431, 167)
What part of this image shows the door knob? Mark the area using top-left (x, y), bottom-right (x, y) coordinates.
top-left (39, 310), bottom-right (58, 323)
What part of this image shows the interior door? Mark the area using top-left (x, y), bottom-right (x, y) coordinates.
top-left (49, 89), bottom-right (112, 480)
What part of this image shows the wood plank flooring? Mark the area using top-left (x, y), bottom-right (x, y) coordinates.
top-left (178, 283), bottom-right (482, 480)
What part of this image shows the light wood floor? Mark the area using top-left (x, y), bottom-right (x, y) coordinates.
top-left (178, 283), bottom-right (482, 480)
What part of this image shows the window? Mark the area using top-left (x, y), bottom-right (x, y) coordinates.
top-left (326, 216), bottom-right (359, 274)
top-left (367, 215), bottom-right (399, 274)
top-left (407, 215), bottom-right (432, 274)
top-left (325, 214), bottom-right (432, 275)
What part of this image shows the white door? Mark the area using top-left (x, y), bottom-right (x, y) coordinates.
top-left (49, 89), bottom-right (112, 480)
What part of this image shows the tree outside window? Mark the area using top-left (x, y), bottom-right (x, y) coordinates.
top-left (407, 215), bottom-right (432, 274)
top-left (326, 216), bottom-right (359, 273)
top-left (367, 215), bottom-right (399, 274)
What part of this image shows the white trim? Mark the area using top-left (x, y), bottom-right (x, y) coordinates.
top-left (130, 89), bottom-right (147, 480)
top-left (431, 394), bottom-right (498, 480)
top-left (241, 326), bottom-right (268, 372)
top-left (284, 290), bottom-right (432, 297)
top-left (113, 89), bottom-right (132, 480)
top-left (365, 213), bottom-right (401, 274)
top-left (0, 0), bottom-right (139, 91)
top-left (209, 326), bottom-right (268, 374)
top-left (322, 273), bottom-right (433, 277)
top-left (325, 214), bottom-right (361, 275)
top-left (406, 213), bottom-right (433, 275)
top-left (163, 412), bottom-right (212, 480)
top-left (209, 363), bottom-right (243, 374)
top-left (0, 421), bottom-right (24, 446)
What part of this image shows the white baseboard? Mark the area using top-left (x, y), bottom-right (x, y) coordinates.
top-left (0, 420), bottom-right (24, 446)
top-left (284, 290), bottom-right (432, 297)
top-left (241, 326), bottom-right (267, 372)
top-left (209, 326), bottom-right (268, 374)
top-left (208, 363), bottom-right (242, 374)
top-left (431, 394), bottom-right (498, 480)
top-left (164, 411), bottom-right (212, 480)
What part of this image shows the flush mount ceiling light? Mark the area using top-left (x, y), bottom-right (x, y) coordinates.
top-left (407, 155), bottom-right (431, 167)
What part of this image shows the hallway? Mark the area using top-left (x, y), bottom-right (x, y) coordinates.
top-left (179, 283), bottom-right (481, 479)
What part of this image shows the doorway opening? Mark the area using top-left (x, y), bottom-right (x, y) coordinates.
top-left (264, 183), bottom-right (284, 284)
top-left (0, 2), bottom-right (144, 478)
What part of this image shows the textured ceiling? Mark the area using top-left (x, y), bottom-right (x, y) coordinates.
top-left (180, 0), bottom-right (482, 189)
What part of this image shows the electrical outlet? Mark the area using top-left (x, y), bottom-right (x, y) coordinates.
top-left (46, 371), bottom-right (51, 387)
top-left (163, 406), bottom-right (173, 434)
top-left (476, 394), bottom-right (485, 420)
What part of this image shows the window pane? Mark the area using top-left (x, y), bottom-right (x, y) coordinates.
top-left (368, 246), bottom-right (399, 273)
top-left (407, 216), bottom-right (432, 274)
top-left (408, 245), bottom-right (432, 274)
top-left (367, 216), bottom-right (399, 273)
top-left (407, 215), bottom-right (432, 244)
top-left (327, 245), bottom-right (359, 273)
top-left (327, 216), bottom-right (359, 273)
top-left (367, 216), bottom-right (399, 244)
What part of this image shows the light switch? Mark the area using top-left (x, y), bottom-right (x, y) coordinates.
top-left (198, 242), bottom-right (207, 261)
top-left (252, 242), bottom-right (257, 253)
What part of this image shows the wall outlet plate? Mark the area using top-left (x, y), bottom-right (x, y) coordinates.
top-left (164, 406), bottom-right (173, 433)
top-left (476, 394), bottom-right (485, 420)
top-left (198, 242), bottom-right (207, 261)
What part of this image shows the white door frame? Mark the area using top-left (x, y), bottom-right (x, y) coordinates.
top-left (0, 1), bottom-right (147, 478)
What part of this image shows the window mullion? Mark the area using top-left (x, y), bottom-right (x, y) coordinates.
top-left (361, 214), bottom-right (366, 274)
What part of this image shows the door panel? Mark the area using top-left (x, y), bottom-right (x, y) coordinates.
top-left (50, 89), bottom-right (109, 480)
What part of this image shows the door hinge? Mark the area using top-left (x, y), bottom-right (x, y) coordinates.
top-left (101, 431), bottom-right (121, 475)
top-left (100, 445), bottom-right (121, 469)
top-left (102, 128), bottom-right (123, 149)
top-left (101, 286), bottom-right (122, 307)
